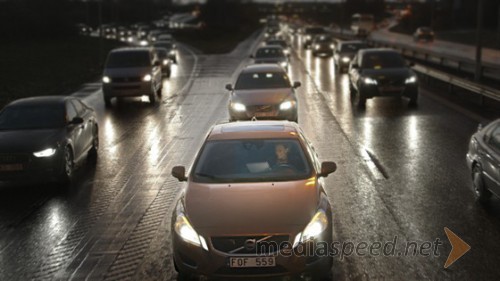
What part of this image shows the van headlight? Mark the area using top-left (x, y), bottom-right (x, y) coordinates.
top-left (293, 210), bottom-right (328, 247)
top-left (279, 101), bottom-right (293, 110)
top-left (363, 77), bottom-right (378, 85)
top-left (143, 74), bottom-right (152, 82)
top-left (33, 148), bottom-right (57, 158)
top-left (405, 76), bottom-right (417, 84)
top-left (232, 102), bottom-right (246, 112)
top-left (174, 201), bottom-right (208, 251)
top-left (341, 57), bottom-right (350, 63)
top-left (102, 76), bottom-right (111, 83)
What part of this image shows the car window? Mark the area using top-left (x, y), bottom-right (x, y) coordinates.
top-left (0, 106), bottom-right (65, 130)
top-left (255, 48), bottom-right (285, 59)
top-left (70, 100), bottom-right (85, 116)
top-left (192, 139), bottom-right (312, 183)
top-left (361, 52), bottom-right (406, 69)
top-left (66, 102), bottom-right (78, 121)
top-left (488, 125), bottom-right (500, 151)
top-left (235, 72), bottom-right (291, 90)
top-left (105, 51), bottom-right (151, 68)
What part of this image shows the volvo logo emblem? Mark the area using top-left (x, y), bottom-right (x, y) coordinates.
top-left (244, 239), bottom-right (257, 252)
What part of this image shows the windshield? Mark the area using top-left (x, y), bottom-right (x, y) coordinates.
top-left (361, 52), bottom-right (407, 69)
top-left (105, 51), bottom-right (151, 68)
top-left (192, 139), bottom-right (312, 183)
top-left (255, 48), bottom-right (285, 59)
top-left (235, 72), bottom-right (290, 89)
top-left (0, 106), bottom-right (65, 130)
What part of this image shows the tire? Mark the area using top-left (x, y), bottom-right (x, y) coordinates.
top-left (104, 97), bottom-right (112, 108)
top-left (408, 96), bottom-right (418, 107)
top-left (88, 126), bottom-right (99, 163)
top-left (156, 83), bottom-right (163, 96)
top-left (353, 88), bottom-right (366, 108)
top-left (149, 89), bottom-right (157, 104)
top-left (59, 146), bottom-right (74, 185)
top-left (472, 165), bottom-right (491, 204)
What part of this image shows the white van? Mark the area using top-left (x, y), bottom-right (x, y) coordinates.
top-left (102, 47), bottom-right (163, 107)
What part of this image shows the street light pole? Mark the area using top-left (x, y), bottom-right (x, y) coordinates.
top-left (474, 0), bottom-right (484, 82)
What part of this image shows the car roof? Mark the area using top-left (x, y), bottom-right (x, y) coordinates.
top-left (6, 96), bottom-right (72, 108)
top-left (241, 64), bottom-right (285, 73)
top-left (207, 121), bottom-right (302, 141)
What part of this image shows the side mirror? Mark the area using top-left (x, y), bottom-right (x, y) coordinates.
top-left (172, 166), bottom-right (187, 182)
top-left (70, 117), bottom-right (84, 125)
top-left (318, 161), bottom-right (336, 178)
top-left (225, 84), bottom-right (233, 91)
top-left (293, 81), bottom-right (301, 89)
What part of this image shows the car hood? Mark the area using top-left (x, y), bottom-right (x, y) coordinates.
top-left (361, 68), bottom-right (413, 80)
top-left (104, 67), bottom-right (151, 77)
top-left (231, 89), bottom-right (293, 106)
top-left (0, 129), bottom-right (63, 153)
top-left (184, 179), bottom-right (319, 234)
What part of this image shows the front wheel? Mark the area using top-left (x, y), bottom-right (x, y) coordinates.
top-left (473, 165), bottom-right (491, 204)
top-left (59, 146), bottom-right (74, 185)
top-left (88, 126), bottom-right (99, 163)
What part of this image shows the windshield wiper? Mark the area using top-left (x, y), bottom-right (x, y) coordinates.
top-left (195, 173), bottom-right (220, 179)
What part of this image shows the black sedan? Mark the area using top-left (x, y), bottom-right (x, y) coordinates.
top-left (466, 119), bottom-right (500, 204)
top-left (348, 48), bottom-right (419, 107)
top-left (0, 96), bottom-right (99, 186)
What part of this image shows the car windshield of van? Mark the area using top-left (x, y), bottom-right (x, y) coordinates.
top-left (106, 51), bottom-right (151, 68)
top-left (0, 106), bottom-right (65, 130)
top-left (235, 72), bottom-right (290, 90)
top-left (192, 139), bottom-right (312, 183)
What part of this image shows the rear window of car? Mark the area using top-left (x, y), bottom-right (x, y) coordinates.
top-left (192, 139), bottom-right (312, 183)
top-left (235, 72), bottom-right (290, 90)
top-left (105, 51), bottom-right (151, 68)
top-left (361, 52), bottom-right (406, 69)
top-left (0, 106), bottom-right (65, 130)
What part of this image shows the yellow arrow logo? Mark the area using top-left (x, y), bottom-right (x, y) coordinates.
top-left (444, 227), bottom-right (471, 268)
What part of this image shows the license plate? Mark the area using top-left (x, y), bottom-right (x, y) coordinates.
top-left (229, 257), bottom-right (276, 268)
top-left (0, 163), bottom-right (23, 172)
top-left (254, 112), bottom-right (275, 117)
top-left (379, 86), bottom-right (403, 92)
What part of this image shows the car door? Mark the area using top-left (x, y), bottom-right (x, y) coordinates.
top-left (482, 125), bottom-right (500, 196)
top-left (65, 101), bottom-right (85, 160)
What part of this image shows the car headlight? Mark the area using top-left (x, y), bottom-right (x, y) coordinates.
top-left (363, 77), bottom-right (378, 85)
top-left (174, 201), bottom-right (208, 250)
top-left (143, 74), bottom-right (152, 82)
top-left (293, 210), bottom-right (328, 247)
top-left (163, 59), bottom-right (169, 65)
top-left (280, 61), bottom-right (288, 68)
top-left (279, 101), bottom-right (293, 110)
top-left (314, 44), bottom-right (320, 50)
top-left (33, 148), bottom-right (57, 158)
top-left (341, 57), bottom-right (350, 63)
top-left (232, 102), bottom-right (246, 112)
top-left (169, 50), bottom-right (176, 55)
top-left (405, 76), bottom-right (417, 84)
top-left (140, 40), bottom-right (148, 46)
top-left (102, 76), bottom-right (111, 83)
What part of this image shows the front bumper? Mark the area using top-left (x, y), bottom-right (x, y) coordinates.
top-left (0, 151), bottom-right (64, 183)
top-left (358, 83), bottom-right (418, 99)
top-left (173, 233), bottom-right (333, 280)
top-left (229, 106), bottom-right (297, 122)
top-left (103, 81), bottom-right (154, 98)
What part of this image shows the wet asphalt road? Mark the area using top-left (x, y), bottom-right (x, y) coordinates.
top-left (1, 31), bottom-right (500, 281)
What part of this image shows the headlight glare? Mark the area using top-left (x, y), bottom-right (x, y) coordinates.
top-left (143, 74), bottom-right (152, 82)
top-left (102, 76), bottom-right (111, 83)
top-left (405, 76), bottom-right (417, 84)
top-left (341, 57), bottom-right (350, 63)
top-left (232, 103), bottom-right (246, 112)
top-left (300, 210), bottom-right (328, 243)
top-left (174, 202), bottom-right (208, 250)
top-left (33, 148), bottom-right (56, 158)
top-left (363, 77), bottom-right (378, 85)
top-left (280, 101), bottom-right (293, 110)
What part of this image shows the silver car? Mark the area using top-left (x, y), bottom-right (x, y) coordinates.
top-left (466, 119), bottom-right (500, 204)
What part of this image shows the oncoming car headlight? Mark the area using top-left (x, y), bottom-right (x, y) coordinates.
top-left (341, 57), bottom-right (350, 63)
top-left (33, 148), bottom-right (57, 158)
top-left (174, 201), bottom-right (208, 251)
top-left (163, 59), bottom-right (169, 65)
top-left (232, 103), bottom-right (246, 112)
top-left (142, 74), bottom-right (152, 82)
top-left (279, 101), bottom-right (293, 110)
top-left (293, 210), bottom-right (328, 247)
top-left (314, 44), bottom-right (320, 50)
top-left (280, 61), bottom-right (288, 68)
top-left (405, 76), bottom-right (418, 84)
top-left (102, 76), bottom-right (111, 83)
top-left (363, 77), bottom-right (378, 85)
